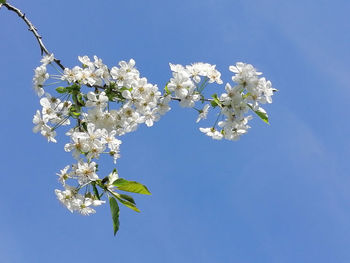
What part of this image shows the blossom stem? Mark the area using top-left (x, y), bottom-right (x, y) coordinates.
top-left (198, 77), bottom-right (209, 93)
top-left (43, 81), bottom-right (63, 86)
top-left (213, 111), bottom-right (222, 128)
top-left (51, 116), bottom-right (70, 131)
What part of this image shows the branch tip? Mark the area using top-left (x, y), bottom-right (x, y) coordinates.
top-left (3, 2), bottom-right (65, 71)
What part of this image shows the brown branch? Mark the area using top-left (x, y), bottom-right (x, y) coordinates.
top-left (170, 97), bottom-right (213, 102)
top-left (0, 3), bottom-right (214, 103)
top-left (1, 2), bottom-right (65, 71)
top-left (91, 83), bottom-right (213, 102)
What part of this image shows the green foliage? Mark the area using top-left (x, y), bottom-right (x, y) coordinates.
top-left (112, 192), bottom-right (140, 212)
top-left (65, 83), bottom-right (81, 94)
top-left (211, 93), bottom-right (222, 108)
top-left (77, 93), bottom-right (85, 105)
top-left (118, 194), bottom-right (136, 204)
top-left (69, 105), bottom-right (81, 118)
top-left (112, 178), bottom-right (152, 195)
top-left (92, 182), bottom-right (101, 200)
top-left (55, 86), bottom-right (66, 93)
top-left (109, 197), bottom-right (120, 236)
top-left (247, 104), bottom-right (269, 124)
top-left (242, 92), bottom-right (251, 99)
top-left (105, 83), bottom-right (118, 101)
top-left (164, 83), bottom-right (171, 95)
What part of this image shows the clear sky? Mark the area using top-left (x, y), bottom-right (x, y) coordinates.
top-left (1, 0), bottom-right (350, 262)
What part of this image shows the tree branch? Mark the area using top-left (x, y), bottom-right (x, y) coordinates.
top-left (1, 3), bottom-right (214, 103)
top-left (170, 97), bottom-right (213, 102)
top-left (1, 2), bottom-right (65, 71)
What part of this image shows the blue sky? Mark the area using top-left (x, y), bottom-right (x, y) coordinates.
top-left (1, 0), bottom-right (350, 262)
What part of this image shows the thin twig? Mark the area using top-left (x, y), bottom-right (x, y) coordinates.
top-left (2, 2), bottom-right (65, 71)
top-left (170, 97), bottom-right (213, 102)
top-left (89, 84), bottom-right (213, 102)
top-left (1, 3), bottom-right (215, 103)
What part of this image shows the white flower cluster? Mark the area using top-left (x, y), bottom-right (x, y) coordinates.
top-left (55, 185), bottom-right (105, 215)
top-left (32, 93), bottom-right (71, 143)
top-left (31, 55), bottom-right (275, 219)
top-left (200, 62), bottom-right (275, 141)
top-left (65, 123), bottom-right (122, 163)
top-left (61, 55), bottom-right (110, 86)
top-left (32, 54), bottom-right (54, 96)
top-left (32, 54), bottom-right (173, 215)
top-left (54, 165), bottom-right (121, 215)
top-left (64, 56), bottom-right (170, 133)
top-left (167, 62), bottom-right (223, 108)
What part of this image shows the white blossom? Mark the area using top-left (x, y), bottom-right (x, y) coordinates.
top-left (33, 65), bottom-right (49, 96)
top-left (86, 91), bottom-right (108, 108)
top-left (75, 161), bottom-right (99, 185)
top-left (56, 165), bottom-right (71, 185)
top-left (32, 110), bottom-right (47, 133)
top-left (199, 127), bottom-right (223, 140)
top-left (196, 104), bottom-right (210, 123)
top-left (40, 53), bottom-right (54, 65)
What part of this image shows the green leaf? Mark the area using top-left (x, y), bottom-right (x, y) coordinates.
top-left (118, 198), bottom-right (140, 212)
top-left (119, 86), bottom-right (132, 92)
top-left (55, 86), bottom-right (66, 94)
top-left (210, 100), bottom-right (218, 108)
top-left (69, 106), bottom-right (81, 118)
top-left (72, 94), bottom-right (78, 104)
top-left (112, 192), bottom-right (140, 212)
top-left (112, 178), bottom-right (151, 195)
top-left (77, 93), bottom-right (85, 105)
top-left (66, 83), bottom-right (81, 94)
top-left (242, 92), bottom-right (251, 99)
top-left (105, 83), bottom-right (118, 101)
top-left (71, 111), bottom-right (81, 116)
top-left (92, 183), bottom-right (100, 200)
top-left (0, 0), bottom-right (6, 4)
top-left (118, 194), bottom-right (136, 205)
top-left (247, 104), bottom-right (269, 124)
top-left (164, 83), bottom-right (171, 95)
top-left (109, 197), bottom-right (120, 236)
top-left (211, 93), bottom-right (222, 108)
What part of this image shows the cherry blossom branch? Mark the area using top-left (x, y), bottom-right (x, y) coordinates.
top-left (3, 1), bottom-right (276, 236)
top-left (1, 2), bottom-right (65, 71)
